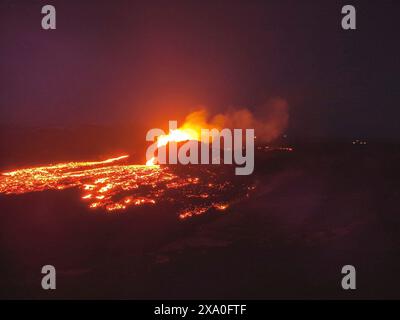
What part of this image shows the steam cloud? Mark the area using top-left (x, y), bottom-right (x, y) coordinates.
top-left (181, 98), bottom-right (289, 143)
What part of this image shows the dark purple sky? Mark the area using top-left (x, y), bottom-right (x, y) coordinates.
top-left (1, 0), bottom-right (399, 140)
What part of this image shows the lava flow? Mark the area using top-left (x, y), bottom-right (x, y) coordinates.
top-left (0, 112), bottom-right (257, 218)
top-left (0, 154), bottom-right (253, 219)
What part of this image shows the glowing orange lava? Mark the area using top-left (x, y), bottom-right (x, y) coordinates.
top-left (0, 114), bottom-right (260, 218)
top-left (146, 127), bottom-right (200, 166)
top-left (0, 154), bottom-right (248, 218)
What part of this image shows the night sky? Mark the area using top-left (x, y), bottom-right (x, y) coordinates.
top-left (1, 0), bottom-right (399, 140)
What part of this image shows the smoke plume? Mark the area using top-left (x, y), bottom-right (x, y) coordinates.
top-left (181, 98), bottom-right (289, 143)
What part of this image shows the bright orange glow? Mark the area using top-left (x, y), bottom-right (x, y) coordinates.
top-left (146, 126), bottom-right (201, 166)
top-left (2, 154), bottom-right (129, 177)
top-left (0, 154), bottom-right (253, 218)
top-left (156, 128), bottom-right (199, 148)
top-left (214, 203), bottom-right (229, 211)
top-left (146, 156), bottom-right (157, 166)
top-left (0, 110), bottom-right (261, 218)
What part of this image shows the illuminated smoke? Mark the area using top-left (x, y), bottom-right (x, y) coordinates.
top-left (179, 97), bottom-right (289, 143)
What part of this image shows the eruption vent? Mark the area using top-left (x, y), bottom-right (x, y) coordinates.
top-left (146, 98), bottom-right (289, 165)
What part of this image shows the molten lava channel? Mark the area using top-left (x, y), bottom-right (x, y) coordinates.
top-left (0, 123), bottom-right (257, 218)
top-left (0, 154), bottom-right (253, 219)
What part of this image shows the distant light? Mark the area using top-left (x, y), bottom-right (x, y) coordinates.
top-left (352, 139), bottom-right (368, 145)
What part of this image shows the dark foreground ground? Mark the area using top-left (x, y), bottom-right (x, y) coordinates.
top-left (1, 139), bottom-right (400, 299)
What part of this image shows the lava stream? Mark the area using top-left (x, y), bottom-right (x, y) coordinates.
top-left (0, 155), bottom-right (251, 218)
